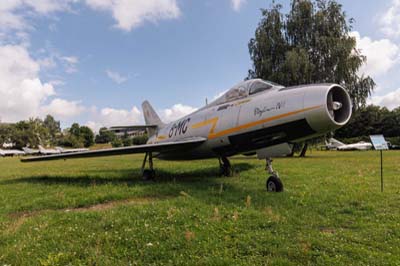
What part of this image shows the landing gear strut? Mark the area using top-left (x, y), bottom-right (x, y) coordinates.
top-left (265, 158), bottom-right (283, 192)
top-left (219, 157), bottom-right (232, 177)
top-left (141, 152), bottom-right (155, 181)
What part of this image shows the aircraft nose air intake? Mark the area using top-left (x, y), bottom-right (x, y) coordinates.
top-left (303, 84), bottom-right (352, 133)
top-left (326, 85), bottom-right (352, 125)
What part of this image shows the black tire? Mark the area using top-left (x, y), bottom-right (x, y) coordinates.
top-left (142, 169), bottom-right (155, 181)
top-left (266, 175), bottom-right (283, 192)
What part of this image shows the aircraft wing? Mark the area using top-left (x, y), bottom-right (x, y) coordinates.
top-left (21, 137), bottom-right (206, 163)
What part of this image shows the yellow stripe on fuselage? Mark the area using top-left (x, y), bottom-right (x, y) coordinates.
top-left (191, 117), bottom-right (219, 134)
top-left (192, 105), bottom-right (322, 139)
top-left (156, 135), bottom-right (167, 141)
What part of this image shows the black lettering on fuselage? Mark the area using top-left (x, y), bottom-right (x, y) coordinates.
top-left (169, 118), bottom-right (191, 137)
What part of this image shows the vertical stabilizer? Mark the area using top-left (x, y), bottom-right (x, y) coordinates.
top-left (142, 100), bottom-right (165, 127)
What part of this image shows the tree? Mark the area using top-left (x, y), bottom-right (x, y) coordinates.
top-left (95, 127), bottom-right (116, 144)
top-left (78, 126), bottom-right (95, 148)
top-left (111, 138), bottom-right (123, 148)
top-left (248, 0), bottom-right (375, 156)
top-left (43, 115), bottom-right (61, 145)
top-left (0, 124), bottom-right (12, 147)
top-left (132, 134), bottom-right (148, 145)
top-left (335, 105), bottom-right (399, 139)
top-left (62, 123), bottom-right (94, 148)
top-left (11, 118), bottom-right (49, 149)
top-left (69, 123), bottom-right (81, 138)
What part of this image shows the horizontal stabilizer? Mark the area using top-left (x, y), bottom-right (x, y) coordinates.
top-left (108, 125), bottom-right (158, 131)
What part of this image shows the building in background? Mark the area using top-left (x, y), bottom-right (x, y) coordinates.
top-left (107, 126), bottom-right (146, 138)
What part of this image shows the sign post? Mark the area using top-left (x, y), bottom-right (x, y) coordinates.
top-left (369, 135), bottom-right (389, 192)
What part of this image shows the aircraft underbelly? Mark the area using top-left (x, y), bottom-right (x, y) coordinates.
top-left (213, 119), bottom-right (315, 155)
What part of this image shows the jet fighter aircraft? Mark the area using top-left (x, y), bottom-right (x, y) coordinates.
top-left (22, 147), bottom-right (40, 155)
top-left (22, 79), bottom-right (352, 192)
top-left (38, 145), bottom-right (61, 155)
top-left (326, 138), bottom-right (372, 151)
top-left (0, 149), bottom-right (25, 157)
top-left (56, 147), bottom-right (90, 153)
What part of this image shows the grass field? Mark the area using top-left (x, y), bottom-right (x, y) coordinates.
top-left (1, 151), bottom-right (400, 265)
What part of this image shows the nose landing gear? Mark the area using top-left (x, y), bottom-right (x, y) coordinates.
top-left (265, 158), bottom-right (283, 192)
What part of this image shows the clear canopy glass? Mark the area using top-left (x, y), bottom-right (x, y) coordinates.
top-left (209, 79), bottom-right (284, 106)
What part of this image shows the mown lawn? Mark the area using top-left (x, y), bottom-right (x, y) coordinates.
top-left (0, 151), bottom-right (399, 265)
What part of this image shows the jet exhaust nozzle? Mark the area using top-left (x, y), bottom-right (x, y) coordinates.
top-left (326, 85), bottom-right (352, 126)
top-left (303, 84), bottom-right (352, 133)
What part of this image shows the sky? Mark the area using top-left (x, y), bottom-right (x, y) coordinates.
top-left (1, 0), bottom-right (400, 131)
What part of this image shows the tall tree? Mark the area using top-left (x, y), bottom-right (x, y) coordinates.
top-left (43, 115), bottom-right (61, 145)
top-left (248, 0), bottom-right (375, 108)
top-left (248, 0), bottom-right (375, 156)
top-left (0, 124), bottom-right (12, 147)
top-left (79, 126), bottom-right (95, 147)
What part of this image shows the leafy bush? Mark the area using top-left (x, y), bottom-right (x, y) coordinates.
top-left (111, 139), bottom-right (123, 148)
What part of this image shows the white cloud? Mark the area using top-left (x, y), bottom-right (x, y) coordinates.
top-left (87, 106), bottom-right (142, 132)
top-left (106, 69), bottom-right (128, 84)
top-left (231, 0), bottom-right (247, 12)
top-left (380, 0), bottom-right (400, 37)
top-left (160, 104), bottom-right (197, 122)
top-left (47, 80), bottom-right (65, 87)
top-left (351, 31), bottom-right (399, 78)
top-left (84, 0), bottom-right (181, 31)
top-left (0, 44), bottom-right (55, 122)
top-left (38, 52), bottom-right (79, 74)
top-left (0, 0), bottom-right (181, 33)
top-left (0, 0), bottom-right (75, 32)
top-left (370, 88), bottom-right (400, 110)
top-left (41, 98), bottom-right (85, 118)
top-left (61, 56), bottom-right (79, 73)
top-left (0, 44), bottom-right (83, 123)
top-left (86, 103), bottom-right (197, 131)
top-left (61, 56), bottom-right (78, 64)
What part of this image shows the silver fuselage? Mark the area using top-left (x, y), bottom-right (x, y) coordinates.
top-left (148, 83), bottom-right (352, 160)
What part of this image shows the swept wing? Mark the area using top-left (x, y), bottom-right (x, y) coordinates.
top-left (21, 137), bottom-right (206, 162)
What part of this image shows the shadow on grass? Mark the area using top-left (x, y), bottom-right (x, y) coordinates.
top-left (1, 162), bottom-right (277, 211)
top-left (1, 163), bottom-right (253, 187)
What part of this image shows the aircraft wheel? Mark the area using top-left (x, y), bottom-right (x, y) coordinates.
top-left (266, 175), bottom-right (283, 192)
top-left (142, 169), bottom-right (155, 181)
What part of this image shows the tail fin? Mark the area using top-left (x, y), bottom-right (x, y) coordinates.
top-left (142, 100), bottom-right (165, 127)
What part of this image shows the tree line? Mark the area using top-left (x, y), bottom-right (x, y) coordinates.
top-left (0, 115), bottom-right (148, 149)
top-left (335, 105), bottom-right (400, 144)
top-left (0, 115), bottom-right (95, 149)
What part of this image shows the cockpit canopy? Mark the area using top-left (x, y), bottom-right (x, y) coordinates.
top-left (210, 79), bottom-right (284, 107)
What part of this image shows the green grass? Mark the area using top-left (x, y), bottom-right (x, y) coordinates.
top-left (1, 151), bottom-right (400, 265)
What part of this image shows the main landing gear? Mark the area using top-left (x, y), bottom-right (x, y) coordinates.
top-left (265, 158), bottom-right (283, 192)
top-left (219, 156), bottom-right (233, 177)
top-left (141, 152), bottom-right (155, 181)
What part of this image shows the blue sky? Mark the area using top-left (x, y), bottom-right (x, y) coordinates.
top-left (1, 0), bottom-right (400, 130)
